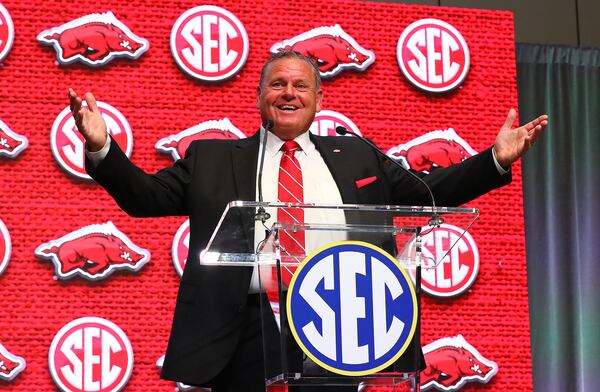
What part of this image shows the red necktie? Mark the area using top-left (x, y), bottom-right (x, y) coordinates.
top-left (277, 140), bottom-right (305, 284)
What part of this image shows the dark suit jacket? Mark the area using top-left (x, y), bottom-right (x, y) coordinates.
top-left (87, 131), bottom-right (510, 386)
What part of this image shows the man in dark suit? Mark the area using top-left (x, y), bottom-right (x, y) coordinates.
top-left (68, 50), bottom-right (547, 392)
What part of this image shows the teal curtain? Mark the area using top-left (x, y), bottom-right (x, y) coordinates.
top-left (517, 43), bottom-right (600, 391)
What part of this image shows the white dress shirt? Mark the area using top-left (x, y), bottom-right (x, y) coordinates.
top-left (249, 129), bottom-right (345, 292)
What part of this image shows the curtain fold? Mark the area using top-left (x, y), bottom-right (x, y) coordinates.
top-left (517, 43), bottom-right (600, 392)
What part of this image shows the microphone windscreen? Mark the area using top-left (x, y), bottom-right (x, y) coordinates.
top-left (263, 119), bottom-right (274, 131)
top-left (335, 126), bottom-right (347, 135)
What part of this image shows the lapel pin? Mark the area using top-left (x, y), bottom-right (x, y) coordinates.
top-left (333, 149), bottom-right (341, 153)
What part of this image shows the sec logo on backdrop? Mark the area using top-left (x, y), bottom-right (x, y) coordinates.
top-left (48, 317), bottom-right (133, 392)
top-left (50, 102), bottom-right (133, 180)
top-left (0, 218), bottom-right (11, 276)
top-left (287, 241), bottom-right (417, 376)
top-left (0, 3), bottom-right (14, 62)
top-left (410, 224), bottom-right (479, 298)
top-left (397, 18), bottom-right (470, 93)
top-left (309, 110), bottom-right (362, 137)
top-left (170, 5), bottom-right (249, 82)
top-left (171, 219), bottom-right (190, 277)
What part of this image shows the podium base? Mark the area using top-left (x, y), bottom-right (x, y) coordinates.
top-left (266, 372), bottom-right (417, 392)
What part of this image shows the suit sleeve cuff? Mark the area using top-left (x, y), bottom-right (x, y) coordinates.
top-left (85, 135), bottom-right (111, 168)
top-left (492, 147), bottom-right (510, 175)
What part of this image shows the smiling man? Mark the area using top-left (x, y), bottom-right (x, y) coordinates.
top-left (257, 53), bottom-right (323, 140)
top-left (68, 50), bottom-right (547, 392)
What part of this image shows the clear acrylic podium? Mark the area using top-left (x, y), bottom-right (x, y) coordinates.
top-left (201, 201), bottom-right (479, 392)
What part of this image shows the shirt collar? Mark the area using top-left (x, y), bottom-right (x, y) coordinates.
top-left (260, 126), bottom-right (314, 157)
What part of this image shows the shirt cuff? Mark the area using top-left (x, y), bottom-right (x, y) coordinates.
top-left (492, 147), bottom-right (510, 175)
top-left (85, 135), bottom-right (111, 168)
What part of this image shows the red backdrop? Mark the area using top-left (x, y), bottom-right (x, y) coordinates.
top-left (0, 0), bottom-right (531, 390)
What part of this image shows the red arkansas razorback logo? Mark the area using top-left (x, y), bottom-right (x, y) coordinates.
top-left (171, 5), bottom-right (249, 82)
top-left (37, 11), bottom-right (149, 67)
top-left (421, 335), bottom-right (498, 390)
top-left (35, 221), bottom-right (150, 281)
top-left (51, 101), bottom-right (133, 180)
top-left (387, 128), bottom-right (477, 174)
top-left (409, 223), bottom-right (479, 298)
top-left (270, 24), bottom-right (375, 78)
top-left (0, 4), bottom-right (15, 62)
top-left (171, 219), bottom-right (190, 277)
top-left (397, 19), bottom-right (470, 93)
top-left (156, 118), bottom-right (246, 161)
top-left (0, 119), bottom-right (28, 159)
top-left (49, 317), bottom-right (133, 392)
top-left (0, 342), bottom-right (25, 381)
top-left (0, 218), bottom-right (11, 276)
top-left (309, 110), bottom-right (362, 137)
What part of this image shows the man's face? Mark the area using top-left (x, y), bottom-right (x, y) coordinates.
top-left (257, 57), bottom-right (322, 140)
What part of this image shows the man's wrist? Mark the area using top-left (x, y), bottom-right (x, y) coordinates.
top-left (492, 147), bottom-right (510, 175)
top-left (86, 134), bottom-right (111, 167)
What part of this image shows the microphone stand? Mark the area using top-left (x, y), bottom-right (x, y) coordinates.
top-left (255, 120), bottom-right (274, 223)
top-left (253, 120), bottom-right (291, 382)
top-left (335, 126), bottom-right (442, 226)
top-left (335, 126), bottom-right (440, 391)
top-left (414, 227), bottom-right (422, 392)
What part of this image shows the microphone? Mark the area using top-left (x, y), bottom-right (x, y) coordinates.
top-left (255, 119), bottom-right (273, 222)
top-left (335, 126), bottom-right (443, 227)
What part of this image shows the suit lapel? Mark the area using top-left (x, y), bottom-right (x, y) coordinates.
top-left (232, 132), bottom-right (260, 201)
top-left (311, 134), bottom-right (358, 204)
top-left (234, 132), bottom-right (360, 203)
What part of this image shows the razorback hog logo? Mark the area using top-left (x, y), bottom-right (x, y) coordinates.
top-left (421, 335), bottom-right (498, 390)
top-left (0, 342), bottom-right (26, 381)
top-left (37, 11), bottom-right (149, 66)
top-left (156, 118), bottom-right (246, 161)
top-left (387, 128), bottom-right (477, 173)
top-left (270, 24), bottom-right (375, 78)
top-left (0, 119), bottom-right (28, 158)
top-left (35, 221), bottom-right (150, 281)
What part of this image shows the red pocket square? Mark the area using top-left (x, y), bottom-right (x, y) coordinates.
top-left (355, 176), bottom-right (377, 188)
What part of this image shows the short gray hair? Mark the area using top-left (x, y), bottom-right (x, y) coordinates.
top-left (259, 50), bottom-right (321, 91)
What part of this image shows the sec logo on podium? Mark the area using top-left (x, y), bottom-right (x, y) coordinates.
top-left (287, 241), bottom-right (417, 376)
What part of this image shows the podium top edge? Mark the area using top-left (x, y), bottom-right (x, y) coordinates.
top-left (227, 200), bottom-right (479, 215)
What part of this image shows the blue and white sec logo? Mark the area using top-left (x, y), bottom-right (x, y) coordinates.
top-left (287, 241), bottom-right (417, 376)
